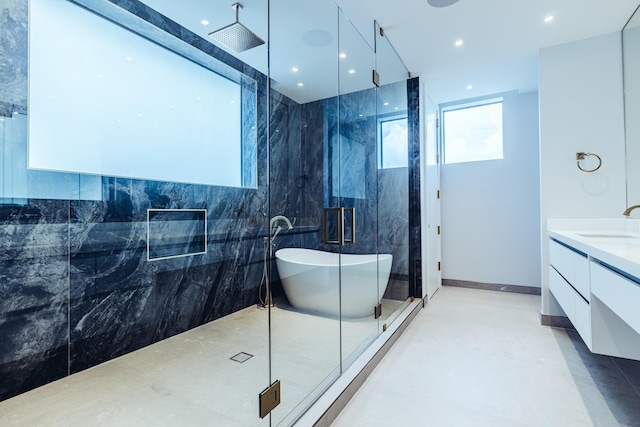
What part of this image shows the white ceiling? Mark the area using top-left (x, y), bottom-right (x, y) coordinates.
top-left (140, 0), bottom-right (640, 105)
top-left (336, 0), bottom-right (640, 104)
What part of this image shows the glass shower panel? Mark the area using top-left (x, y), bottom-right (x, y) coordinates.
top-left (268, 0), bottom-right (341, 425)
top-left (375, 22), bottom-right (412, 328)
top-left (1, 0), bottom-right (271, 426)
top-left (337, 9), bottom-right (380, 369)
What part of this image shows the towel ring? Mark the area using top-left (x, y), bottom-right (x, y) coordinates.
top-left (576, 152), bottom-right (602, 173)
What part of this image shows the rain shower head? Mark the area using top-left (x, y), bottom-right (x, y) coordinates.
top-left (209, 3), bottom-right (265, 53)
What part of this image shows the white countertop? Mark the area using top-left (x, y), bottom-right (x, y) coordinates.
top-left (548, 218), bottom-right (640, 280)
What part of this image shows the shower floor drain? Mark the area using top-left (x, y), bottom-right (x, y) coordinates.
top-left (230, 352), bottom-right (254, 363)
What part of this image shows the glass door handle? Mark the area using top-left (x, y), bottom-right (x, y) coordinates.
top-left (342, 207), bottom-right (355, 245)
top-left (323, 207), bottom-right (355, 245)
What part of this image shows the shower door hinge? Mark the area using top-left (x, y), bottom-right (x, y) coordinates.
top-left (438, 261), bottom-right (441, 271)
top-left (436, 117), bottom-right (440, 128)
top-left (437, 225), bottom-right (441, 235)
top-left (374, 303), bottom-right (382, 319)
top-left (372, 69), bottom-right (380, 87)
top-left (437, 190), bottom-right (440, 199)
top-left (259, 380), bottom-right (281, 418)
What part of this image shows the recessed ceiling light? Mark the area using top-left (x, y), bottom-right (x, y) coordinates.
top-left (359, 114), bottom-right (364, 117)
top-left (339, 52), bottom-right (347, 59)
top-left (292, 67), bottom-right (299, 72)
top-left (348, 69), bottom-right (356, 74)
top-left (383, 102), bottom-right (390, 106)
top-left (466, 84), bottom-right (473, 90)
top-left (394, 107), bottom-right (399, 110)
top-left (297, 82), bottom-right (304, 87)
top-left (201, 19), bottom-right (210, 26)
top-left (544, 15), bottom-right (554, 23)
top-left (455, 39), bottom-right (463, 47)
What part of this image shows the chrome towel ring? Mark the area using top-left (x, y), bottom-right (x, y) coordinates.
top-left (576, 152), bottom-right (602, 173)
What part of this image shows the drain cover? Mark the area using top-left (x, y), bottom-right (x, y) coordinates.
top-left (230, 352), bottom-right (254, 363)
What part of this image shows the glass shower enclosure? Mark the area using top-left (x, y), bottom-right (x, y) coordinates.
top-left (0, 0), bottom-right (413, 425)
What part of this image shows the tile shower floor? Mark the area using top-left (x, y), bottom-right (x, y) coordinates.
top-left (0, 298), bottom-right (405, 427)
top-left (332, 286), bottom-right (640, 427)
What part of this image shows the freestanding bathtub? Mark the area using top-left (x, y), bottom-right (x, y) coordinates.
top-left (274, 248), bottom-right (392, 318)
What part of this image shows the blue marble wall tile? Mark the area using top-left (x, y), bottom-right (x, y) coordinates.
top-left (0, 199), bottom-right (69, 401)
top-left (407, 77), bottom-right (422, 297)
top-left (301, 100), bottom-right (328, 229)
top-left (0, 0), bottom-right (27, 111)
top-left (378, 167), bottom-right (409, 276)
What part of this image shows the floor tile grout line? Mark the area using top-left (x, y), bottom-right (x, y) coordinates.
top-left (612, 358), bottom-right (640, 399)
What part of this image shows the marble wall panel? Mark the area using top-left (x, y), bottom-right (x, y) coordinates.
top-left (0, 199), bottom-right (69, 401)
top-left (407, 77), bottom-right (422, 297)
top-left (300, 100), bottom-right (327, 231)
top-left (378, 167), bottom-right (409, 276)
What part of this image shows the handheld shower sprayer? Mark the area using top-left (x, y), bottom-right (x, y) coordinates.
top-left (259, 215), bottom-right (294, 308)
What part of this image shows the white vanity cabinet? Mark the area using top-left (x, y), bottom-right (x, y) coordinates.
top-left (548, 239), bottom-right (592, 347)
top-left (547, 232), bottom-right (640, 360)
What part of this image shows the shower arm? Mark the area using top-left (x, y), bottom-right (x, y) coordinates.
top-left (232, 3), bottom-right (241, 23)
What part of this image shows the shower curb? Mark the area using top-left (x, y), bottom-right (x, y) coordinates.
top-left (294, 298), bottom-right (424, 427)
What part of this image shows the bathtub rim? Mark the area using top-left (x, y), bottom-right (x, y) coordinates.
top-left (275, 247), bottom-right (392, 268)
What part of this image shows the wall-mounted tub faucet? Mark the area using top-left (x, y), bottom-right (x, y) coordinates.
top-left (259, 215), bottom-right (294, 308)
top-left (270, 215), bottom-right (293, 240)
top-left (623, 205), bottom-right (640, 217)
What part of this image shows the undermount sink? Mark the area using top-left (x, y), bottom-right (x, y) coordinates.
top-left (576, 233), bottom-right (640, 239)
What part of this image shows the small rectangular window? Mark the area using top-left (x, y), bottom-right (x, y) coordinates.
top-left (442, 100), bottom-right (503, 164)
top-left (379, 117), bottom-right (408, 169)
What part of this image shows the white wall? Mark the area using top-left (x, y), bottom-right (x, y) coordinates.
top-left (440, 91), bottom-right (541, 288)
top-left (539, 32), bottom-right (627, 315)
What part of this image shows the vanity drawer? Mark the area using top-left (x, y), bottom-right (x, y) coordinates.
top-left (591, 261), bottom-right (640, 334)
top-left (549, 265), bottom-right (575, 318)
top-left (549, 265), bottom-right (592, 347)
top-left (549, 239), bottom-right (590, 301)
top-left (574, 294), bottom-right (592, 348)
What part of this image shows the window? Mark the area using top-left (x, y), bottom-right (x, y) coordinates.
top-left (29, 0), bottom-right (256, 189)
top-left (379, 117), bottom-right (408, 168)
top-left (442, 100), bottom-right (503, 164)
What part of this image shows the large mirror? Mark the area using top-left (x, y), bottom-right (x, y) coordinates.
top-left (623, 5), bottom-right (640, 205)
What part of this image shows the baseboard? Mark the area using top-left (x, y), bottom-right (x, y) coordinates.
top-left (540, 314), bottom-right (575, 329)
top-left (442, 279), bottom-right (541, 296)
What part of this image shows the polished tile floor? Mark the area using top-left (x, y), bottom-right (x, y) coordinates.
top-left (0, 298), bottom-right (404, 427)
top-left (332, 286), bottom-right (640, 427)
